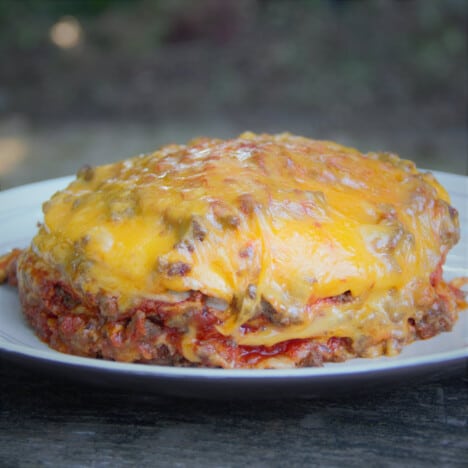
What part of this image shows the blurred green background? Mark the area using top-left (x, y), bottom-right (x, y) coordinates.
top-left (0, 0), bottom-right (466, 188)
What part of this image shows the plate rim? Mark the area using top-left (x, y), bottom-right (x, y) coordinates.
top-left (0, 336), bottom-right (467, 380)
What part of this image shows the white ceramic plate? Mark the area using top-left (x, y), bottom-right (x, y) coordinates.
top-left (0, 173), bottom-right (467, 399)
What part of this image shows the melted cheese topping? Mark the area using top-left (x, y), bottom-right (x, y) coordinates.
top-left (32, 132), bottom-right (459, 349)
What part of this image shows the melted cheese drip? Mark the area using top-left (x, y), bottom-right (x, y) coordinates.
top-left (32, 132), bottom-right (458, 349)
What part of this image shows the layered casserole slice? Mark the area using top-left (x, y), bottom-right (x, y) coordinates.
top-left (1, 133), bottom-right (466, 368)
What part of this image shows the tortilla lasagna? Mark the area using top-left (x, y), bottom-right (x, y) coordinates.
top-left (1, 133), bottom-right (466, 368)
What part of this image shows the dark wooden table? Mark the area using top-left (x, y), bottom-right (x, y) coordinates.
top-left (0, 357), bottom-right (466, 467)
